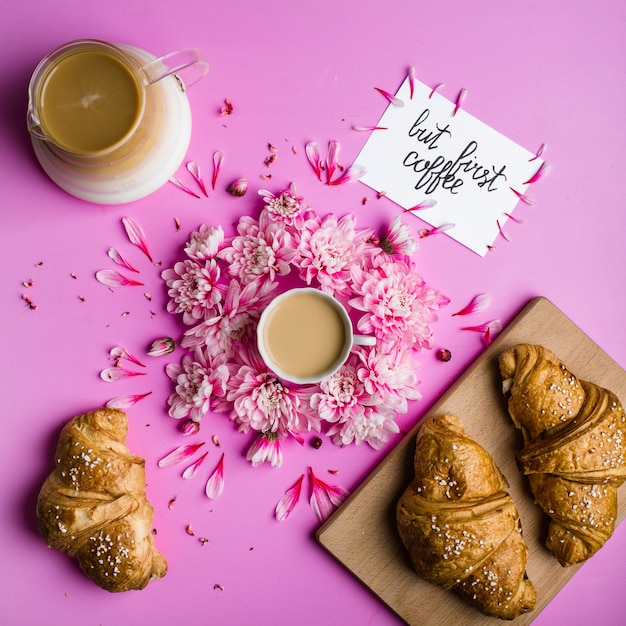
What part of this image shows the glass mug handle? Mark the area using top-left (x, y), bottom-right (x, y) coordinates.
top-left (141, 48), bottom-right (209, 91)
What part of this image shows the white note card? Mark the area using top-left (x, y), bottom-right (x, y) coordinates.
top-left (354, 77), bottom-right (543, 256)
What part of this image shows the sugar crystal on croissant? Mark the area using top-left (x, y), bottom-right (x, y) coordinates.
top-left (37, 408), bottom-right (167, 592)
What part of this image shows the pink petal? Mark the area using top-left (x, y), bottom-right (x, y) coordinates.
top-left (158, 442), bottom-right (206, 468)
top-left (461, 319), bottom-right (503, 334)
top-left (509, 187), bottom-right (536, 205)
top-left (530, 142), bottom-right (546, 162)
top-left (205, 453), bottom-right (225, 499)
top-left (453, 88), bottom-right (467, 116)
top-left (106, 392), bottom-right (152, 409)
top-left (96, 269), bottom-right (144, 288)
top-left (496, 219), bottom-right (510, 242)
top-left (429, 83), bottom-right (445, 99)
top-left (418, 223), bottom-right (455, 237)
top-left (451, 293), bottom-right (491, 316)
top-left (352, 125), bottom-right (388, 132)
top-left (408, 65), bottom-right (416, 100)
top-left (212, 151), bottom-right (224, 190)
top-left (305, 142), bottom-right (323, 181)
top-left (109, 346), bottom-right (145, 367)
top-left (325, 140), bottom-right (341, 184)
top-left (107, 248), bottom-right (140, 273)
top-left (275, 474), bottom-right (305, 521)
top-left (182, 451), bottom-right (209, 479)
top-left (405, 199), bottom-right (437, 212)
top-left (327, 164), bottom-right (367, 186)
top-left (504, 212), bottom-right (523, 224)
top-left (186, 161), bottom-right (209, 197)
top-left (121, 217), bottom-right (153, 263)
top-left (99, 366), bottom-right (147, 382)
top-left (374, 87), bottom-right (404, 108)
top-left (524, 161), bottom-right (550, 185)
top-left (309, 467), bottom-right (349, 523)
top-left (169, 175), bottom-right (201, 199)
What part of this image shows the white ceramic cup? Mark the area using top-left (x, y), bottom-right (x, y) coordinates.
top-left (257, 287), bottom-right (376, 385)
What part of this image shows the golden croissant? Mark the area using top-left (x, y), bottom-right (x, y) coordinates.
top-left (396, 414), bottom-right (536, 620)
top-left (499, 343), bottom-right (626, 566)
top-left (37, 408), bottom-right (167, 592)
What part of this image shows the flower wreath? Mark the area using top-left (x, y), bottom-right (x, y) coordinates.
top-left (161, 184), bottom-right (449, 468)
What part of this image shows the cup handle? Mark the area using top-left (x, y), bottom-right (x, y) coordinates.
top-left (141, 48), bottom-right (209, 91)
top-left (353, 334), bottom-right (376, 347)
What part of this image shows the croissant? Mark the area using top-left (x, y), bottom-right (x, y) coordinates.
top-left (37, 408), bottom-right (167, 592)
top-left (396, 414), bottom-right (536, 620)
top-left (499, 343), bottom-right (626, 566)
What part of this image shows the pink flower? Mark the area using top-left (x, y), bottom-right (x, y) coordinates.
top-left (379, 216), bottom-right (418, 256)
top-left (349, 256), bottom-right (449, 350)
top-left (220, 213), bottom-right (296, 285)
top-left (275, 473), bottom-right (304, 521)
top-left (165, 350), bottom-right (229, 421)
top-left (181, 279), bottom-right (276, 358)
top-left (246, 432), bottom-right (284, 468)
top-left (147, 337), bottom-right (177, 357)
top-left (309, 466), bottom-right (349, 522)
top-left (355, 347), bottom-right (421, 413)
top-left (327, 404), bottom-right (399, 449)
top-left (226, 345), bottom-right (320, 438)
top-left (205, 453), bottom-right (225, 499)
top-left (258, 183), bottom-right (306, 227)
top-left (161, 258), bottom-right (222, 326)
top-left (296, 213), bottom-right (367, 295)
top-left (184, 225), bottom-right (224, 261)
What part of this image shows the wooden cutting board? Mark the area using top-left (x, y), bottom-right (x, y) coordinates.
top-left (316, 297), bottom-right (626, 625)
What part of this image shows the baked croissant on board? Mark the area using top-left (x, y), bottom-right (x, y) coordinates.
top-left (396, 414), bottom-right (537, 620)
top-left (37, 408), bottom-right (167, 592)
top-left (499, 343), bottom-right (626, 567)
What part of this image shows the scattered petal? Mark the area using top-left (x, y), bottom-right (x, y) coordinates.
top-left (530, 142), bottom-right (546, 162)
top-left (95, 269), bottom-right (144, 288)
top-left (352, 125), bottom-right (388, 132)
top-left (168, 497), bottom-right (177, 510)
top-left (220, 99), bottom-right (233, 116)
top-left (461, 320), bottom-right (503, 335)
top-left (174, 217), bottom-right (181, 231)
top-left (158, 442), bottom-right (206, 468)
top-left (429, 83), bottom-right (445, 98)
top-left (205, 453), bottom-right (225, 499)
top-left (453, 88), bottom-right (467, 116)
top-left (264, 154), bottom-right (277, 167)
top-left (109, 346), bottom-right (145, 367)
top-left (212, 435), bottom-right (221, 447)
top-left (451, 293), bottom-right (491, 317)
top-left (182, 451), bottom-right (209, 479)
top-left (99, 367), bottom-right (147, 382)
top-left (305, 142), bottom-right (323, 181)
top-left (325, 140), bottom-right (341, 184)
top-left (275, 474), bottom-right (305, 521)
top-left (309, 466), bottom-right (349, 523)
top-left (186, 161), bottom-right (209, 197)
top-left (22, 294), bottom-right (38, 310)
top-left (496, 219), bottom-right (510, 242)
top-left (212, 151), bottom-right (224, 190)
top-left (227, 178), bottom-right (248, 197)
top-left (524, 161), bottom-right (550, 185)
top-left (199, 537), bottom-right (209, 545)
top-left (327, 163), bottom-right (366, 186)
top-left (405, 199), bottom-right (437, 212)
top-left (504, 212), bottom-right (524, 224)
top-left (374, 87), bottom-right (404, 107)
top-left (418, 223), bottom-right (455, 237)
top-left (107, 248), bottom-right (140, 273)
top-left (509, 188), bottom-right (536, 205)
top-left (121, 217), bottom-right (153, 262)
top-left (169, 175), bottom-right (201, 198)
top-left (186, 524), bottom-right (195, 536)
top-left (106, 392), bottom-right (153, 409)
top-left (147, 337), bottom-right (177, 357)
top-left (408, 65), bottom-right (416, 99)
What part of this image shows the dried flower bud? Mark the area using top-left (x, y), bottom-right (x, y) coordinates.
top-left (311, 436), bottom-right (323, 449)
top-left (437, 348), bottom-right (452, 362)
top-left (147, 337), bottom-right (176, 357)
top-left (181, 419), bottom-right (201, 436)
top-left (227, 178), bottom-right (248, 197)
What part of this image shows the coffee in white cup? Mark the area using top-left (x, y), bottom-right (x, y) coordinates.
top-left (257, 288), bottom-right (375, 384)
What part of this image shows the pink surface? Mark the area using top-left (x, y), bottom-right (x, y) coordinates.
top-left (2, 1), bottom-right (625, 625)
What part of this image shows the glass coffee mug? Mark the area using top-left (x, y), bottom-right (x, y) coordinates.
top-left (257, 288), bottom-right (376, 385)
top-left (27, 39), bottom-right (209, 204)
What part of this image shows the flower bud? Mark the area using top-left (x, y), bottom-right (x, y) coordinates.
top-left (147, 337), bottom-right (176, 357)
top-left (227, 178), bottom-right (248, 197)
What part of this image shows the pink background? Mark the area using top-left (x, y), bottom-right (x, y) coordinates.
top-left (2, 1), bottom-right (625, 624)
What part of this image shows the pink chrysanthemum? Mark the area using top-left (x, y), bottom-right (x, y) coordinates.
top-left (349, 256), bottom-right (449, 349)
top-left (327, 404), bottom-right (399, 449)
top-left (181, 279), bottom-right (276, 358)
top-left (185, 224), bottom-right (225, 261)
top-left (226, 346), bottom-right (319, 439)
top-left (161, 258), bottom-right (222, 326)
top-left (296, 213), bottom-right (368, 296)
top-left (246, 432), bottom-right (284, 468)
top-left (165, 350), bottom-right (229, 422)
top-left (258, 183), bottom-right (307, 227)
top-left (220, 213), bottom-right (296, 285)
